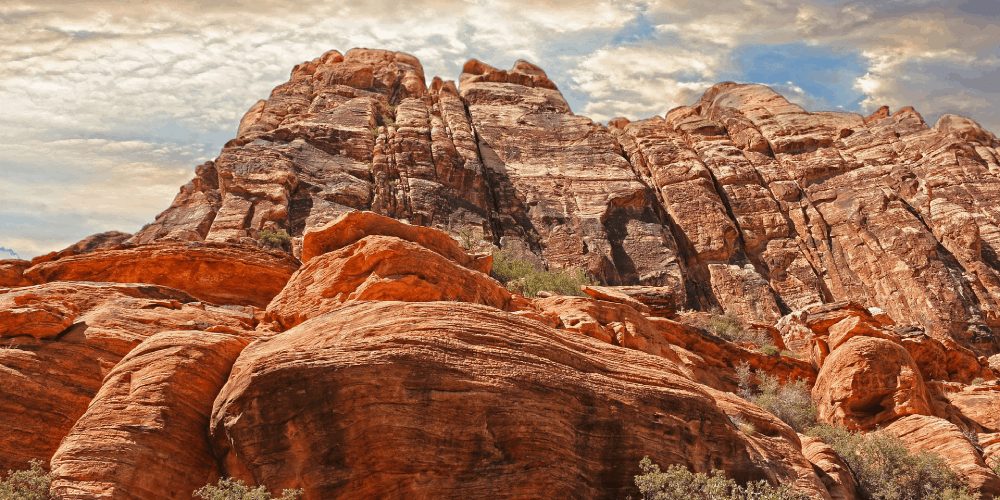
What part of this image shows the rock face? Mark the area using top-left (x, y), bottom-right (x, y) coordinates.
top-left (3, 48), bottom-right (1000, 499)
top-left (50, 330), bottom-right (249, 499)
top-left (0, 283), bottom-right (254, 471)
top-left (211, 301), bottom-right (820, 499)
top-left (23, 241), bottom-right (299, 307)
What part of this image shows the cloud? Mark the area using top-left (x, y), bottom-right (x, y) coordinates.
top-left (2, 0), bottom-right (999, 257)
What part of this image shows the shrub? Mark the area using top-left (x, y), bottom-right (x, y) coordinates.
top-left (0, 460), bottom-right (52, 500)
top-left (194, 477), bottom-right (302, 500)
top-left (736, 363), bottom-right (816, 433)
top-left (491, 248), bottom-right (590, 297)
top-left (634, 456), bottom-right (808, 500)
top-left (700, 312), bottom-right (773, 349)
top-left (808, 425), bottom-right (975, 500)
top-left (258, 228), bottom-right (291, 250)
top-left (758, 345), bottom-right (780, 356)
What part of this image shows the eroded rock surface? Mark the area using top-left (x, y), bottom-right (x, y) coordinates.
top-left (4, 48), bottom-right (1000, 499)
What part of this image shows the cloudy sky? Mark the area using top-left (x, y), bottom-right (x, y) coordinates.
top-left (2, 0), bottom-right (998, 258)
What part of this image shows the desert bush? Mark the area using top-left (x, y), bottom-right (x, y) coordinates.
top-left (194, 477), bottom-right (302, 500)
top-left (0, 460), bottom-right (52, 500)
top-left (736, 363), bottom-right (816, 433)
top-left (808, 425), bottom-right (974, 500)
top-left (700, 312), bottom-right (773, 349)
top-left (491, 248), bottom-right (590, 297)
top-left (258, 228), bottom-right (291, 250)
top-left (634, 456), bottom-right (808, 500)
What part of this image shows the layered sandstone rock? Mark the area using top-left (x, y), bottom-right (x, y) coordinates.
top-left (813, 336), bottom-right (931, 430)
top-left (884, 415), bottom-right (1000, 496)
top-left (50, 330), bottom-right (249, 499)
top-left (266, 234), bottom-right (511, 329)
top-left (6, 48), bottom-right (1000, 498)
top-left (211, 301), bottom-right (824, 499)
top-left (23, 241), bottom-right (299, 307)
top-left (0, 282), bottom-right (254, 470)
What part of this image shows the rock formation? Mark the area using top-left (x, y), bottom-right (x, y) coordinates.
top-left (2, 48), bottom-right (1000, 498)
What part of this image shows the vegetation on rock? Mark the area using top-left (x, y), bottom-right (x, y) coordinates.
top-left (736, 363), bottom-right (817, 433)
top-left (699, 312), bottom-right (775, 351)
top-left (0, 460), bottom-right (52, 500)
top-left (491, 247), bottom-right (590, 297)
top-left (194, 477), bottom-right (302, 500)
top-left (258, 228), bottom-right (291, 250)
top-left (633, 457), bottom-right (808, 500)
top-left (808, 425), bottom-right (975, 500)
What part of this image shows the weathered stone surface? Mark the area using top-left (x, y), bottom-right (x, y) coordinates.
top-left (211, 301), bottom-right (817, 498)
top-left (301, 210), bottom-right (489, 272)
top-left (800, 435), bottom-right (860, 500)
top-left (266, 235), bottom-right (511, 330)
top-left (32, 231), bottom-right (132, 264)
top-left (15, 48), bottom-right (1000, 498)
top-left (462, 60), bottom-right (685, 290)
top-left (0, 282), bottom-right (254, 470)
top-left (813, 336), bottom-right (931, 430)
top-left (50, 330), bottom-right (249, 499)
top-left (0, 259), bottom-right (32, 287)
top-left (883, 415), bottom-right (1000, 496)
top-left (23, 241), bottom-right (299, 307)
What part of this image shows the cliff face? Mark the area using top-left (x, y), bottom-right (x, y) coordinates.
top-left (2, 48), bottom-right (1000, 499)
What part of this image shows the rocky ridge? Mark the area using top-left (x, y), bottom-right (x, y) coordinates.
top-left (1, 48), bottom-right (1000, 498)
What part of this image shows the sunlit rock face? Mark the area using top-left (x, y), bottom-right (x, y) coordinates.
top-left (3, 48), bottom-right (1000, 499)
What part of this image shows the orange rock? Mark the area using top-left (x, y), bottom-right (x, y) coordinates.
top-left (800, 435), bottom-right (860, 500)
top-left (211, 301), bottom-right (816, 498)
top-left (300, 211), bottom-right (490, 272)
top-left (532, 295), bottom-right (815, 392)
top-left (266, 235), bottom-right (511, 330)
top-left (883, 415), bottom-right (1000, 496)
top-left (813, 336), bottom-right (931, 430)
top-left (0, 282), bottom-right (254, 470)
top-left (50, 330), bottom-right (249, 499)
top-left (0, 259), bottom-right (32, 287)
top-left (23, 241), bottom-right (299, 307)
top-left (943, 384), bottom-right (1000, 431)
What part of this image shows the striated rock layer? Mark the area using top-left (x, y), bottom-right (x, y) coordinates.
top-left (3, 48), bottom-right (1000, 499)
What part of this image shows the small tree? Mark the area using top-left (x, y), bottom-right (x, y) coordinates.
top-left (194, 477), bottom-right (302, 500)
top-left (0, 460), bottom-right (52, 500)
top-left (699, 312), bottom-right (775, 350)
top-left (258, 228), bottom-right (291, 250)
top-left (634, 457), bottom-right (808, 499)
top-left (491, 248), bottom-right (591, 297)
top-left (808, 425), bottom-right (975, 500)
top-left (736, 363), bottom-right (817, 433)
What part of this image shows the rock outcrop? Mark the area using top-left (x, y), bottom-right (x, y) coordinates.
top-left (3, 48), bottom-right (1000, 499)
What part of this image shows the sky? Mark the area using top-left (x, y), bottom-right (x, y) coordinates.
top-left (2, 0), bottom-right (999, 258)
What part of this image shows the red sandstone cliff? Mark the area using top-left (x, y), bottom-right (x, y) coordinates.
top-left (2, 48), bottom-right (999, 499)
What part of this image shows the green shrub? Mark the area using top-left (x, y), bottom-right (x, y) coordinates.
top-left (808, 425), bottom-right (975, 500)
top-left (0, 460), bottom-right (52, 500)
top-left (634, 456), bottom-right (808, 500)
top-left (194, 477), bottom-right (302, 500)
top-left (758, 345), bottom-right (780, 356)
top-left (258, 228), bottom-right (291, 250)
top-left (700, 312), bottom-right (773, 348)
top-left (736, 363), bottom-right (816, 433)
top-left (491, 248), bottom-right (590, 297)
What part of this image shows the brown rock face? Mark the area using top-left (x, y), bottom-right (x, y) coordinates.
top-left (50, 330), bottom-right (249, 499)
top-left (211, 301), bottom-right (812, 499)
top-left (23, 241), bottom-right (299, 307)
top-left (0, 282), bottom-right (254, 470)
top-left (813, 336), bottom-right (931, 430)
top-left (266, 234), bottom-right (512, 329)
top-left (7, 48), bottom-right (1000, 498)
